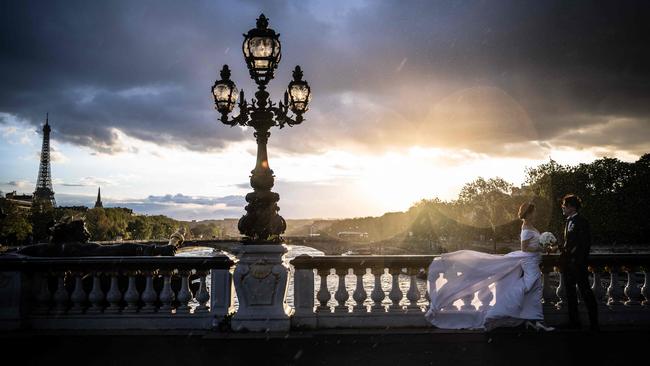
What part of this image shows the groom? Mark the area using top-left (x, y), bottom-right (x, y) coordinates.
top-left (556, 194), bottom-right (599, 331)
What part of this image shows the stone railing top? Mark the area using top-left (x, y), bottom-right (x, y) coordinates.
top-left (540, 253), bottom-right (650, 268)
top-left (0, 255), bottom-right (234, 272)
top-left (291, 253), bottom-right (650, 270)
top-left (290, 254), bottom-right (438, 269)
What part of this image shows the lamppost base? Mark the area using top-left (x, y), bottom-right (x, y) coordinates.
top-left (231, 244), bottom-right (291, 332)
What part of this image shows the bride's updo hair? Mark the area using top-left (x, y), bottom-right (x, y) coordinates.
top-left (518, 202), bottom-right (535, 220)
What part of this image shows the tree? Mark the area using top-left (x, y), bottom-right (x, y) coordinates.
top-left (149, 215), bottom-right (176, 239)
top-left (190, 223), bottom-right (220, 239)
top-left (85, 208), bottom-right (111, 241)
top-left (127, 216), bottom-right (152, 240)
top-left (457, 177), bottom-right (518, 246)
top-left (104, 207), bottom-right (132, 239)
top-left (0, 198), bottom-right (32, 245)
top-left (408, 209), bottom-right (438, 251)
top-left (29, 199), bottom-right (55, 243)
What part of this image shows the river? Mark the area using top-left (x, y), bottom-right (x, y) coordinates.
top-left (177, 245), bottom-right (430, 310)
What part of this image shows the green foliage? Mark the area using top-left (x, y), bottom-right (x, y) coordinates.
top-left (190, 223), bottom-right (221, 239)
top-left (52, 207), bottom-right (187, 242)
top-left (524, 154), bottom-right (650, 246)
top-left (0, 198), bottom-right (32, 244)
top-left (127, 216), bottom-right (152, 240)
top-left (84, 208), bottom-right (111, 241)
top-left (149, 215), bottom-right (178, 239)
top-left (29, 199), bottom-right (55, 242)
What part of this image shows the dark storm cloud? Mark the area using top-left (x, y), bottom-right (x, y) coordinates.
top-left (1, 0), bottom-right (649, 157)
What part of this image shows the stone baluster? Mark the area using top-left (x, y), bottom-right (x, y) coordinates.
top-left (460, 292), bottom-right (475, 311)
top-left (642, 269), bottom-right (649, 307)
top-left (159, 270), bottom-right (176, 312)
top-left (316, 268), bottom-right (331, 312)
top-left (195, 271), bottom-right (210, 313)
top-left (388, 267), bottom-right (403, 311)
top-left (176, 270), bottom-right (192, 313)
top-left (352, 268), bottom-right (368, 312)
top-left (293, 267), bottom-right (315, 317)
top-left (623, 266), bottom-right (641, 306)
top-left (541, 266), bottom-right (555, 308)
top-left (334, 268), bottom-right (350, 313)
top-left (607, 266), bottom-right (624, 307)
top-left (141, 270), bottom-right (158, 313)
top-left (88, 272), bottom-right (105, 313)
top-left (425, 271), bottom-right (438, 309)
top-left (34, 273), bottom-right (51, 314)
top-left (554, 268), bottom-right (567, 310)
top-left (370, 267), bottom-right (386, 312)
top-left (459, 268), bottom-right (474, 310)
top-left (589, 266), bottom-right (606, 305)
top-left (210, 267), bottom-right (233, 316)
top-left (478, 286), bottom-right (493, 311)
top-left (442, 271), bottom-right (458, 311)
top-left (576, 282), bottom-right (583, 304)
top-left (123, 271), bottom-right (140, 313)
top-left (106, 272), bottom-right (123, 314)
top-left (406, 269), bottom-right (421, 310)
top-left (53, 272), bottom-right (69, 314)
top-left (70, 272), bottom-right (87, 314)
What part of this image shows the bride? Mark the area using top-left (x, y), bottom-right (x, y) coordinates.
top-left (424, 202), bottom-right (554, 331)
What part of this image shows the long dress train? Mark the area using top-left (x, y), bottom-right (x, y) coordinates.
top-left (424, 230), bottom-right (543, 330)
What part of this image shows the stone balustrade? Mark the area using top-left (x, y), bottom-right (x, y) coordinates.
top-left (541, 253), bottom-right (650, 325)
top-left (290, 253), bottom-right (650, 329)
top-left (2, 252), bottom-right (649, 332)
top-left (0, 255), bottom-right (234, 330)
top-left (291, 255), bottom-right (436, 328)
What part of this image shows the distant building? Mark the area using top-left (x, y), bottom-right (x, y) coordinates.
top-left (94, 187), bottom-right (103, 208)
top-left (337, 231), bottom-right (369, 240)
top-left (5, 191), bottom-right (33, 210)
top-left (57, 206), bottom-right (89, 212)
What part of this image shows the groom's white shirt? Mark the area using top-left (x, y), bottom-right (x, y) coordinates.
top-left (565, 212), bottom-right (579, 254)
top-left (566, 212), bottom-right (577, 232)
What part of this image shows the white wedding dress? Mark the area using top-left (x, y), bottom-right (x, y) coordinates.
top-left (424, 229), bottom-right (544, 330)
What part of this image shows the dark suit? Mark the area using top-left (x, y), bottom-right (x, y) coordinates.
top-left (559, 212), bottom-right (599, 328)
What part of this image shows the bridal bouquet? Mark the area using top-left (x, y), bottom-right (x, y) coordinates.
top-left (539, 232), bottom-right (557, 250)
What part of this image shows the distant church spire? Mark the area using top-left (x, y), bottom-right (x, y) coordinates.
top-left (94, 187), bottom-right (103, 208)
top-left (33, 113), bottom-right (56, 207)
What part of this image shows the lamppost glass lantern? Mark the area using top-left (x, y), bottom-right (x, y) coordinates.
top-left (286, 66), bottom-right (311, 113)
top-left (212, 65), bottom-right (238, 114)
top-left (242, 14), bottom-right (281, 85)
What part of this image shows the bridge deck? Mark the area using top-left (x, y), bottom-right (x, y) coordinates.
top-left (3, 326), bottom-right (646, 366)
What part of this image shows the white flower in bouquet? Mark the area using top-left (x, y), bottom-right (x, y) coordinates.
top-left (539, 232), bottom-right (557, 250)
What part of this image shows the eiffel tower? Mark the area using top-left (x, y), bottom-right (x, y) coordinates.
top-left (33, 113), bottom-right (56, 207)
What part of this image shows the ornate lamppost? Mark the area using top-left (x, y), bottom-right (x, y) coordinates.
top-left (212, 14), bottom-right (311, 244)
top-left (212, 14), bottom-right (311, 332)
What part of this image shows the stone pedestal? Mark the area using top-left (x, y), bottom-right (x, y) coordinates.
top-left (232, 244), bottom-right (290, 332)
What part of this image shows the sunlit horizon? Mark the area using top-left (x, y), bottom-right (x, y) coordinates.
top-left (1, 112), bottom-right (642, 221)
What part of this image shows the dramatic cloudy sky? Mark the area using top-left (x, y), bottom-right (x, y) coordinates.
top-left (1, 0), bottom-right (649, 220)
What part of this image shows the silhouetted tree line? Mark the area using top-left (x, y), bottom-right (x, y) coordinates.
top-left (0, 203), bottom-right (190, 244)
top-left (321, 154), bottom-right (650, 250)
